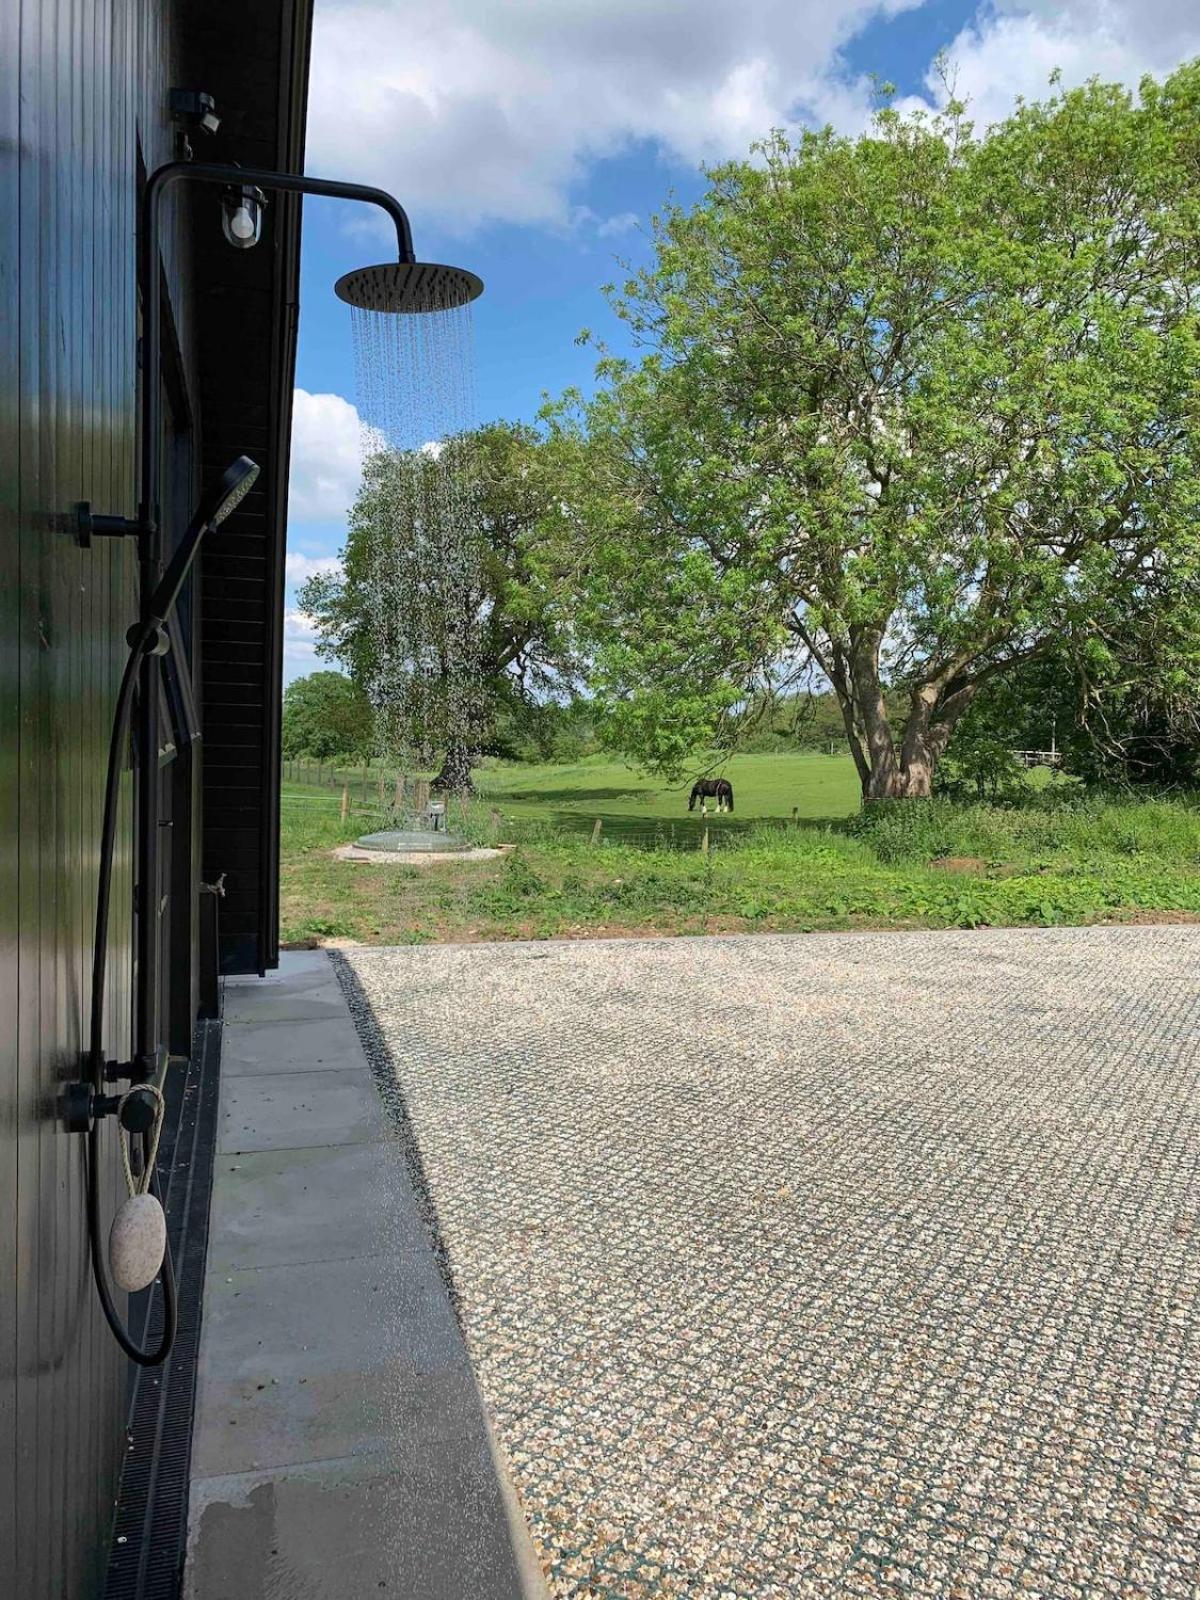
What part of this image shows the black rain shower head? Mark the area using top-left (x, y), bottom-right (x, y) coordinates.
top-left (334, 260), bottom-right (484, 314)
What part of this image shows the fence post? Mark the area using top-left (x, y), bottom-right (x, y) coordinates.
top-left (340, 783), bottom-right (350, 823)
top-left (590, 818), bottom-right (603, 846)
top-left (701, 828), bottom-right (709, 857)
top-left (393, 775), bottom-right (405, 812)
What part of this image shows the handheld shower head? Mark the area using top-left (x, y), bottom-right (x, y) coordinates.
top-left (144, 455), bottom-right (259, 627)
top-left (200, 452), bottom-right (261, 527)
top-left (334, 261), bottom-right (484, 314)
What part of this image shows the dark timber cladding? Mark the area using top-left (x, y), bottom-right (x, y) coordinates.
top-left (187, 5), bottom-right (311, 976)
top-left (0, 2), bottom-right (312, 1595)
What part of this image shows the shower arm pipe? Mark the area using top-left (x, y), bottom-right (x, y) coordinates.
top-left (129, 160), bottom-right (417, 1079)
top-left (139, 161), bottom-right (416, 549)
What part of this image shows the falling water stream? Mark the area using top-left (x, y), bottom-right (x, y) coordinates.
top-left (350, 288), bottom-right (481, 789)
top-left (342, 298), bottom-right (508, 1589)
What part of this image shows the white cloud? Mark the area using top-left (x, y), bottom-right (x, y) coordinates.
top-left (596, 211), bottom-right (641, 239)
top-left (282, 606), bottom-right (325, 682)
top-left (285, 551), bottom-right (343, 585)
top-left (306, 1), bottom-right (1200, 236)
top-left (288, 388), bottom-right (365, 522)
top-left (307, 0), bottom-right (922, 235)
top-left (284, 607), bottom-right (320, 647)
top-left (895, 2), bottom-right (1200, 131)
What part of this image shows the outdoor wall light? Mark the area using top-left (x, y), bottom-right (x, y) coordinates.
top-left (168, 88), bottom-right (220, 136)
top-left (221, 184), bottom-right (267, 250)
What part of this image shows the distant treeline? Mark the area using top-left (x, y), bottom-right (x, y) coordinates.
top-left (284, 664), bottom-right (1200, 796)
top-left (732, 692), bottom-right (851, 755)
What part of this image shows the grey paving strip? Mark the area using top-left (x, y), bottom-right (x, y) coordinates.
top-left (185, 950), bottom-right (548, 1600)
top-left (339, 927), bottom-right (1200, 1599)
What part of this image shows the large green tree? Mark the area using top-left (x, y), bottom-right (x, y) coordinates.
top-left (948, 572), bottom-right (1200, 792)
top-left (547, 65), bottom-right (1200, 798)
top-left (300, 422), bottom-right (574, 792)
top-left (281, 670), bottom-right (374, 762)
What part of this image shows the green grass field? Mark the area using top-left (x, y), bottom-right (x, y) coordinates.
top-left (278, 754), bottom-right (1200, 947)
top-left (474, 751), bottom-right (862, 843)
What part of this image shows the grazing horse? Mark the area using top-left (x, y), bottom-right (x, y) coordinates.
top-left (688, 777), bottom-right (734, 815)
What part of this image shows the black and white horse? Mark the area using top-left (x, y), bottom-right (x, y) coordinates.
top-left (688, 777), bottom-right (734, 815)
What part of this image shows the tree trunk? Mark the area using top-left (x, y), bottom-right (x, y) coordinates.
top-left (894, 687), bottom-right (940, 798)
top-left (832, 666), bottom-right (978, 801)
top-left (431, 740), bottom-right (475, 795)
top-left (849, 627), bottom-right (904, 799)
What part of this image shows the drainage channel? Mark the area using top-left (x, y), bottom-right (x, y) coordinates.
top-left (104, 1018), bottom-right (223, 1600)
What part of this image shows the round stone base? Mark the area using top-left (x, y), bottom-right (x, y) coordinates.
top-left (354, 829), bottom-right (469, 854)
top-left (334, 842), bottom-right (506, 866)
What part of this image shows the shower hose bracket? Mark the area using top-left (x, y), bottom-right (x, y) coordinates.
top-left (64, 1069), bottom-right (165, 1133)
top-left (74, 503), bottom-right (144, 549)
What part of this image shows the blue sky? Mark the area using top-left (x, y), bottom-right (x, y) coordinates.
top-left (283, 0), bottom-right (1200, 679)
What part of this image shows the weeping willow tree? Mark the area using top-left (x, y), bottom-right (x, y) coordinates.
top-left (299, 422), bottom-right (574, 792)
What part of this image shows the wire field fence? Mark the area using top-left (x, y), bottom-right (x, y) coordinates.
top-left (282, 758), bottom-right (433, 818)
top-left (280, 759), bottom-right (471, 835)
top-left (279, 758), bottom-right (765, 853)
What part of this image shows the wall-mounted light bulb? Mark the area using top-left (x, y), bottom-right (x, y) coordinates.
top-left (221, 185), bottom-right (267, 251)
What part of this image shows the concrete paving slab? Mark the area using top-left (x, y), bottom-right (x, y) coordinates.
top-left (222, 956), bottom-right (348, 1024)
top-left (205, 1143), bottom-right (422, 1273)
top-left (188, 950), bottom-right (549, 1600)
top-left (191, 1251), bottom-right (474, 1476)
top-left (221, 1014), bottom-right (367, 1077)
top-left (223, 950), bottom-right (330, 989)
top-left (217, 1068), bottom-right (384, 1153)
top-left (221, 979), bottom-right (348, 1025)
top-left (187, 1441), bottom-right (544, 1600)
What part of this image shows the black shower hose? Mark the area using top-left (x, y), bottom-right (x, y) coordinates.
top-left (85, 623), bottom-right (178, 1366)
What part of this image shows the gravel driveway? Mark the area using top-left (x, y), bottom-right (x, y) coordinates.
top-left (338, 927), bottom-right (1200, 1599)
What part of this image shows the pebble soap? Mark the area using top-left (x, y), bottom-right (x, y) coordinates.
top-left (109, 1192), bottom-right (167, 1292)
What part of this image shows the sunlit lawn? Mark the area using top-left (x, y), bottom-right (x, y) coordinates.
top-left (277, 755), bottom-right (1200, 947)
top-left (474, 751), bottom-right (862, 843)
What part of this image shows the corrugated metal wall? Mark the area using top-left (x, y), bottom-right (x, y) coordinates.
top-left (0, 4), bottom-right (181, 1594)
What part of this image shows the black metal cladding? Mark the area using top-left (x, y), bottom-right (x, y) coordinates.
top-left (0, 0), bottom-right (311, 1593)
top-left (1, 7), bottom-right (170, 1593)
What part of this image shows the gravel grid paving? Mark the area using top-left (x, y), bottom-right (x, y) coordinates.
top-left (336, 927), bottom-right (1200, 1599)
